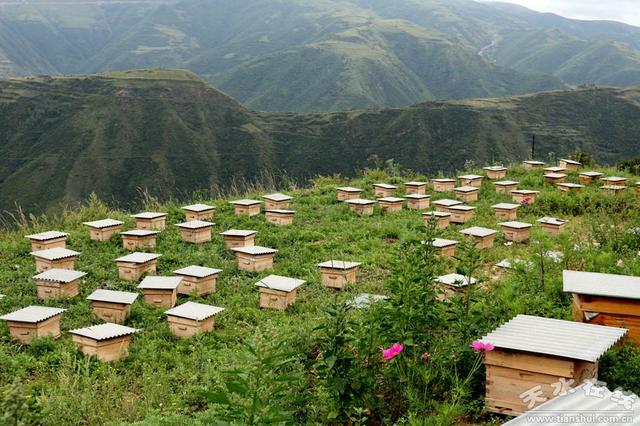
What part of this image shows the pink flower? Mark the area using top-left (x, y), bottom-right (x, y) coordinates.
top-left (470, 340), bottom-right (495, 353)
top-left (382, 343), bottom-right (404, 360)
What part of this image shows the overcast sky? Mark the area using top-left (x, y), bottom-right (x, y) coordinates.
top-left (479, 1), bottom-right (640, 27)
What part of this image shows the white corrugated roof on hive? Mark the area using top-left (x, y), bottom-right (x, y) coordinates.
top-left (524, 160), bottom-right (545, 165)
top-left (82, 219), bottom-right (124, 229)
top-left (317, 260), bottom-right (361, 269)
top-left (120, 229), bottom-right (160, 237)
top-left (511, 189), bottom-right (539, 194)
top-left (131, 212), bottom-right (167, 219)
top-left (87, 289), bottom-right (138, 305)
top-left (405, 181), bottom-right (428, 186)
top-left (500, 221), bottom-right (533, 229)
top-left (495, 180), bottom-right (519, 186)
top-left (219, 229), bottom-right (256, 237)
top-left (563, 270), bottom-right (640, 300)
top-left (69, 323), bottom-right (139, 341)
top-left (405, 193), bottom-right (430, 199)
top-left (430, 238), bottom-right (458, 248)
top-left (496, 259), bottom-right (533, 270)
top-left (458, 174), bottom-right (483, 180)
top-left (492, 203), bottom-right (520, 210)
top-left (373, 183), bottom-right (397, 189)
top-left (264, 209), bottom-right (295, 214)
top-left (436, 273), bottom-right (477, 288)
top-left (423, 211), bottom-right (451, 217)
top-left (377, 197), bottom-right (405, 203)
top-left (231, 199), bottom-right (261, 206)
top-left (460, 226), bottom-right (497, 238)
top-left (480, 314), bottom-right (627, 362)
top-left (30, 247), bottom-right (79, 260)
top-left (580, 171), bottom-right (603, 177)
top-left (347, 293), bottom-right (389, 309)
top-left (262, 193), bottom-right (292, 202)
top-left (182, 203), bottom-right (215, 212)
top-left (454, 186), bottom-right (479, 193)
top-left (0, 306), bottom-right (66, 323)
top-left (336, 186), bottom-right (363, 192)
top-left (544, 166), bottom-right (567, 173)
top-left (557, 182), bottom-right (584, 188)
top-left (173, 265), bottom-right (222, 278)
top-left (603, 176), bottom-right (628, 182)
top-left (538, 217), bottom-right (567, 226)
top-left (165, 301), bottom-right (224, 320)
top-left (448, 204), bottom-right (476, 211)
top-left (174, 220), bottom-right (215, 229)
top-left (115, 252), bottom-right (161, 263)
top-left (559, 158), bottom-right (582, 165)
top-left (32, 269), bottom-right (87, 283)
top-left (432, 178), bottom-right (455, 183)
top-left (483, 166), bottom-right (506, 171)
top-left (345, 198), bottom-right (375, 205)
top-left (137, 276), bottom-right (182, 290)
top-left (544, 173), bottom-right (567, 179)
top-left (25, 231), bottom-right (68, 241)
top-left (231, 246), bottom-right (277, 255)
top-left (601, 185), bottom-right (626, 190)
top-left (255, 275), bottom-right (305, 292)
top-left (433, 199), bottom-right (462, 207)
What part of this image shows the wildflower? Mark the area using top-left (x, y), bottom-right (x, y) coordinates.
top-left (420, 352), bottom-right (431, 363)
top-left (382, 343), bottom-right (404, 360)
top-left (470, 340), bottom-right (495, 353)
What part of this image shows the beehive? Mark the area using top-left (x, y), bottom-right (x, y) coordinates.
top-left (30, 248), bottom-right (80, 273)
top-left (433, 198), bottom-right (463, 212)
top-left (373, 183), bottom-right (397, 197)
top-left (25, 231), bottom-right (69, 251)
top-left (87, 289), bottom-right (138, 324)
top-left (336, 186), bottom-right (363, 201)
top-left (174, 220), bottom-right (214, 244)
top-left (173, 265), bottom-right (222, 296)
top-left (537, 217), bottom-right (568, 236)
top-left (265, 209), bottom-right (296, 226)
top-left (165, 302), bottom-right (224, 338)
top-left (345, 199), bottom-right (375, 216)
top-left (453, 186), bottom-right (479, 203)
top-left (131, 212), bottom-right (167, 230)
top-left (435, 273), bottom-right (477, 298)
top-left (558, 158), bottom-right (582, 171)
top-left (120, 229), bottom-right (160, 250)
top-left (405, 193), bottom-right (430, 210)
top-left (601, 176), bottom-right (628, 187)
top-left (430, 238), bottom-right (458, 257)
top-left (347, 294), bottom-right (389, 309)
top-left (255, 275), bottom-right (305, 310)
top-left (317, 260), bottom-right (361, 289)
top-left (636, 182), bottom-right (640, 194)
top-left (523, 160), bottom-right (545, 169)
top-left (480, 314), bottom-right (626, 415)
top-left (82, 219), bottom-right (124, 241)
top-left (458, 174), bottom-right (484, 187)
top-left (543, 173), bottom-right (566, 184)
top-left (377, 197), bottom-right (405, 212)
top-left (115, 252), bottom-right (161, 281)
top-left (579, 171), bottom-right (603, 185)
top-left (182, 203), bottom-right (215, 221)
top-left (447, 205), bottom-right (476, 224)
top-left (500, 221), bottom-right (533, 242)
top-left (231, 246), bottom-right (278, 272)
top-left (219, 229), bottom-right (257, 249)
top-left (70, 323), bottom-right (139, 362)
top-left (492, 203), bottom-right (520, 220)
top-left (32, 269), bottom-right (86, 300)
top-left (543, 166), bottom-right (567, 174)
top-left (422, 211), bottom-right (451, 229)
top-left (483, 166), bottom-right (507, 180)
top-left (231, 199), bottom-right (262, 216)
top-left (510, 189), bottom-right (539, 204)
top-left (0, 306), bottom-right (66, 344)
top-left (432, 178), bottom-right (456, 192)
top-left (460, 226), bottom-right (497, 249)
top-left (556, 182), bottom-right (584, 192)
top-left (262, 193), bottom-right (292, 209)
top-left (494, 180), bottom-right (519, 194)
top-left (601, 185), bottom-right (627, 194)
top-left (404, 181), bottom-right (428, 194)
top-left (137, 276), bottom-right (182, 308)
top-left (564, 270), bottom-right (640, 346)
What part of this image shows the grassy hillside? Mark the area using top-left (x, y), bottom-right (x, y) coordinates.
top-left (1, 164), bottom-right (640, 425)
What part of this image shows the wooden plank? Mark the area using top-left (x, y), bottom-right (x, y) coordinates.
top-left (485, 349), bottom-right (575, 377)
top-left (578, 295), bottom-right (640, 317)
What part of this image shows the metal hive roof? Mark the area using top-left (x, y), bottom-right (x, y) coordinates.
top-left (601, 185), bottom-right (626, 190)
top-left (137, 276), bottom-right (182, 290)
top-left (432, 178), bottom-right (455, 182)
top-left (0, 306), bottom-right (66, 323)
top-left (433, 199), bottom-right (462, 207)
top-left (460, 226), bottom-right (497, 238)
top-left (231, 246), bottom-right (277, 255)
top-left (603, 176), bottom-right (628, 182)
top-left (492, 203), bottom-right (520, 210)
top-left (25, 231), bottom-right (69, 241)
top-left (405, 193), bottom-right (430, 199)
top-left (373, 183), bottom-right (397, 189)
top-left (70, 323), bottom-right (139, 341)
top-left (480, 314), bottom-right (627, 362)
top-left (347, 293), bottom-right (389, 309)
top-left (544, 166), bottom-right (567, 173)
top-left (511, 189), bottom-right (539, 194)
top-left (430, 238), bottom-right (459, 248)
top-left (336, 186), bottom-right (363, 192)
top-left (262, 193), bottom-right (292, 202)
top-left (30, 247), bottom-right (80, 260)
top-left (131, 212), bottom-right (167, 219)
top-left (317, 260), bottom-right (361, 269)
top-left (174, 220), bottom-right (215, 229)
top-left (423, 211), bottom-right (451, 217)
top-left (344, 198), bottom-right (375, 205)
top-left (173, 265), bottom-right (222, 278)
top-left (404, 181), bottom-right (428, 186)
top-left (436, 273), bottom-right (477, 288)
top-left (495, 180), bottom-right (519, 186)
top-left (264, 209), bottom-right (296, 214)
top-left (580, 171), bottom-right (604, 177)
top-left (563, 270), bottom-right (640, 300)
top-left (82, 219), bottom-right (124, 229)
top-left (500, 221), bottom-right (533, 229)
top-left (255, 275), bottom-right (305, 292)
top-left (165, 302), bottom-right (224, 320)
top-left (448, 205), bottom-right (475, 211)
top-left (120, 229), bottom-right (160, 237)
top-left (32, 269), bottom-right (87, 283)
top-left (87, 289), bottom-right (138, 305)
top-left (557, 182), bottom-right (584, 188)
top-left (115, 252), bottom-right (161, 263)
top-left (377, 197), bottom-right (405, 203)
top-left (231, 199), bottom-right (261, 206)
top-left (219, 229), bottom-right (256, 237)
top-left (483, 166), bottom-right (507, 171)
top-left (458, 174), bottom-right (483, 180)
top-left (454, 186), bottom-right (479, 193)
top-left (523, 160), bottom-right (545, 164)
top-left (559, 158), bottom-right (582, 165)
top-left (182, 203), bottom-right (215, 212)
top-left (544, 173), bottom-right (567, 178)
top-left (538, 217), bottom-right (568, 226)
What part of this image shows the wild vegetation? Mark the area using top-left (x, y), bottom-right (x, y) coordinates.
top-left (1, 163), bottom-right (640, 425)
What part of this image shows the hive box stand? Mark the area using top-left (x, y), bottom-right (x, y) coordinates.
top-left (120, 229), bottom-right (159, 250)
top-left (460, 227), bottom-right (497, 249)
top-left (317, 261), bottom-right (361, 290)
top-left (494, 181), bottom-right (518, 194)
top-left (559, 159), bottom-right (582, 171)
top-left (511, 190), bottom-right (539, 204)
top-left (406, 194), bottom-right (430, 210)
top-left (447, 205), bottom-right (476, 224)
top-left (83, 219), bottom-right (124, 241)
top-left (523, 160), bottom-right (545, 169)
top-left (377, 197), bottom-right (404, 212)
top-left (492, 203), bottom-right (520, 220)
top-left (87, 289), bottom-right (138, 324)
top-left (33, 269), bottom-right (86, 300)
top-left (131, 212), bottom-right (167, 230)
top-left (175, 220), bottom-right (214, 244)
top-left (0, 306), bottom-right (66, 344)
top-left (31, 248), bottom-right (80, 273)
top-left (165, 302), bottom-right (224, 339)
top-left (182, 204), bottom-right (215, 221)
top-left (231, 199), bottom-right (262, 216)
top-left (25, 231), bottom-right (69, 251)
top-left (373, 183), bottom-right (397, 197)
top-left (173, 265), bottom-right (222, 296)
top-left (219, 229), bottom-right (257, 249)
top-left (346, 199), bottom-right (375, 216)
top-left (263, 193), bottom-right (293, 210)
top-left (231, 246), bottom-right (278, 272)
top-left (538, 217), bottom-right (568, 236)
top-left (336, 187), bottom-right (363, 201)
top-left (500, 222), bottom-right (533, 242)
top-left (483, 166), bottom-right (507, 180)
top-left (579, 172), bottom-right (603, 185)
top-left (458, 174), bottom-right (484, 187)
top-left (431, 238), bottom-right (458, 257)
top-left (115, 252), bottom-right (161, 281)
top-left (423, 212), bottom-right (451, 229)
top-left (265, 210), bottom-right (295, 226)
top-left (432, 179), bottom-right (456, 192)
top-left (138, 276), bottom-right (182, 308)
top-left (70, 323), bottom-right (139, 362)
top-left (404, 182), bottom-right (428, 195)
top-left (255, 275), bottom-right (305, 310)
top-left (453, 186), bottom-right (479, 203)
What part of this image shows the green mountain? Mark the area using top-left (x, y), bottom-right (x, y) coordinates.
top-left (1, 70), bottom-right (640, 213)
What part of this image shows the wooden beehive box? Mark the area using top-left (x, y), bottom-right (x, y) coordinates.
top-left (430, 238), bottom-right (458, 257)
top-left (138, 276), bottom-right (182, 308)
top-left (601, 185), bottom-right (627, 194)
top-left (537, 217), bottom-right (568, 236)
top-left (231, 246), bottom-right (278, 272)
top-left (265, 209), bottom-right (296, 226)
top-left (87, 289), bottom-right (138, 324)
top-left (435, 273), bottom-right (477, 298)
top-left (83, 219), bottom-right (124, 241)
top-left (564, 270), bottom-right (640, 346)
top-left (492, 203), bottom-right (520, 220)
top-left (500, 221), bottom-right (533, 242)
top-left (432, 178), bottom-right (456, 192)
top-left (336, 186), bottom-right (363, 201)
top-left (510, 190), bottom-right (539, 204)
top-left (131, 212), bottom-right (167, 230)
top-left (405, 194), bottom-right (430, 210)
top-left (433, 198), bottom-right (462, 212)
top-left (483, 166), bottom-right (507, 180)
top-left (165, 302), bottom-right (224, 338)
top-left (523, 160), bottom-right (545, 169)
top-left (175, 220), bottom-right (214, 244)
top-left (317, 260), bottom-right (361, 289)
top-left (559, 158), bottom-right (582, 171)
top-left (543, 166), bottom-right (567, 174)
top-left (345, 199), bottom-right (375, 216)
top-left (120, 229), bottom-right (160, 250)
top-left (579, 171), bottom-right (603, 185)
top-left (480, 314), bottom-right (627, 416)
top-left (173, 265), bottom-right (222, 296)
top-left (32, 269), bottom-right (86, 300)
top-left (460, 226), bottom-right (497, 249)
top-left (447, 205), bottom-right (476, 224)
top-left (25, 231), bottom-right (69, 251)
top-left (494, 180), bottom-right (519, 194)
top-left (458, 174), bottom-right (484, 187)
top-left (115, 252), bottom-right (161, 281)
top-left (453, 186), bottom-right (479, 203)
top-left (30, 248), bottom-right (80, 273)
top-left (70, 323), bottom-right (139, 362)
top-left (602, 176), bottom-right (628, 187)
top-left (422, 211), bottom-right (451, 229)
top-left (404, 181), bottom-right (428, 195)
top-left (231, 199), bottom-right (262, 216)
top-left (219, 229), bottom-right (257, 249)
top-left (255, 275), bottom-right (305, 310)
top-left (373, 183), bottom-right (397, 197)
top-left (182, 203), bottom-right (215, 221)
top-left (637, 182), bottom-right (640, 194)
top-left (544, 173), bottom-right (566, 184)
top-left (556, 182), bottom-right (584, 193)
top-left (0, 306), bottom-right (66, 344)
top-left (377, 197), bottom-right (405, 212)
top-left (262, 193), bottom-right (292, 209)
